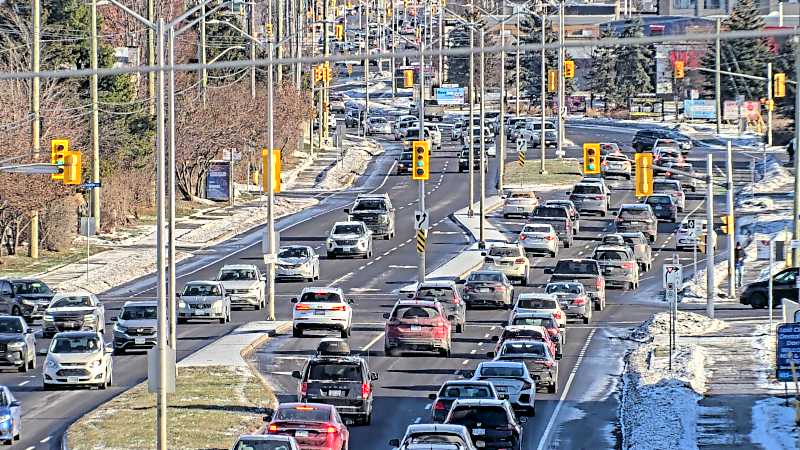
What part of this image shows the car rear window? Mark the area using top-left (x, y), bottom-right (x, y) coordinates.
top-left (622, 235), bottom-right (645, 245)
top-left (516, 297), bottom-right (557, 310)
top-left (546, 283), bottom-right (582, 294)
top-left (646, 196), bottom-right (672, 204)
top-left (489, 247), bottom-right (520, 257)
top-left (533, 206), bottom-right (567, 217)
top-left (620, 208), bottom-right (652, 218)
top-left (406, 433), bottom-right (466, 445)
top-left (274, 405), bottom-right (331, 422)
top-left (233, 439), bottom-right (293, 450)
top-left (448, 406), bottom-right (510, 427)
top-left (307, 362), bottom-right (362, 381)
top-left (441, 384), bottom-right (494, 399)
top-left (595, 250), bottom-right (629, 261)
top-left (393, 305), bottom-right (440, 319)
top-left (653, 182), bottom-right (679, 192)
top-left (416, 287), bottom-right (455, 298)
top-left (501, 342), bottom-right (547, 357)
top-left (512, 317), bottom-right (555, 328)
top-left (477, 365), bottom-right (525, 378)
top-left (502, 329), bottom-right (544, 340)
top-left (523, 225), bottom-right (551, 234)
top-left (572, 184), bottom-right (602, 195)
top-left (509, 192), bottom-right (534, 199)
top-left (300, 292), bottom-right (343, 303)
top-left (554, 260), bottom-right (599, 275)
top-left (468, 273), bottom-right (503, 282)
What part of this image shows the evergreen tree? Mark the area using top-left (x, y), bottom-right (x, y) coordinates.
top-left (587, 27), bottom-right (616, 109)
top-left (517, 10), bottom-right (574, 105)
top-left (611, 18), bottom-right (653, 105)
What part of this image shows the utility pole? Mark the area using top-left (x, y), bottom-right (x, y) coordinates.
top-left (498, 6), bottom-right (505, 193)
top-left (148, 0), bottom-right (156, 116)
top-left (168, 27), bottom-right (178, 351)
top-left (438, 2), bottom-right (443, 83)
top-left (322, 0), bottom-right (330, 141)
top-left (296, 0), bottom-right (303, 90)
top-left (418, 1), bottom-right (426, 284)
top-left (706, 153), bottom-right (715, 318)
top-left (715, 18), bottom-right (721, 135)
top-left (391, 8), bottom-right (397, 98)
top-left (479, 30), bottom-right (486, 248)
top-left (539, 11), bottom-right (546, 174)
top-left (468, 26), bottom-right (475, 215)
top-left (515, 6), bottom-right (520, 116)
top-left (200, 2), bottom-right (208, 107)
top-left (267, 41), bottom-right (277, 321)
top-left (249, 2), bottom-right (257, 99)
top-left (556, 0), bottom-right (564, 159)
top-left (365, 0), bottom-right (371, 123)
top-left (90, 0), bottom-right (101, 232)
top-left (155, 18), bottom-right (168, 450)
top-left (30, 0), bottom-right (40, 260)
top-left (277, 0), bottom-right (284, 84)
top-left (726, 141), bottom-right (735, 299)
top-left (794, 36), bottom-right (800, 266)
top-left (767, 62), bottom-right (773, 146)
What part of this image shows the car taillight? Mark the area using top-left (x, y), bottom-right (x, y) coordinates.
top-left (622, 262), bottom-right (634, 269)
top-left (300, 382), bottom-right (308, 396)
top-left (485, 257), bottom-right (494, 263)
top-left (545, 235), bottom-right (555, 240)
top-left (325, 425), bottom-right (338, 433)
top-left (553, 310), bottom-right (562, 319)
top-left (361, 383), bottom-right (371, 399)
top-left (434, 400), bottom-right (446, 410)
top-left (601, 161), bottom-right (608, 166)
top-left (495, 285), bottom-right (506, 292)
top-left (330, 305), bottom-right (347, 311)
top-left (665, 171), bottom-right (672, 176)
top-left (595, 195), bottom-right (604, 200)
top-left (295, 304), bottom-right (311, 311)
top-left (596, 279), bottom-right (602, 289)
top-left (519, 234), bottom-right (527, 241)
top-left (572, 296), bottom-right (587, 306)
top-left (515, 258), bottom-right (526, 264)
top-left (267, 424), bottom-right (279, 433)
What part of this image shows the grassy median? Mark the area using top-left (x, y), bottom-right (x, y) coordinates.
top-left (67, 366), bottom-right (276, 450)
top-left (503, 158), bottom-right (583, 187)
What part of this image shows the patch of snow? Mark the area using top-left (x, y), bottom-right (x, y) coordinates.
top-left (315, 137), bottom-right (384, 191)
top-left (629, 311), bottom-right (727, 342)
top-left (750, 397), bottom-right (800, 450)
top-left (680, 258), bottom-right (729, 303)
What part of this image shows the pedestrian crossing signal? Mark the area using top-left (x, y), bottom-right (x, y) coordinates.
top-left (774, 73), bottom-right (786, 98)
top-left (564, 60), bottom-right (575, 79)
top-left (634, 152), bottom-right (654, 197)
top-left (547, 69), bottom-right (557, 93)
top-left (674, 60), bottom-right (685, 79)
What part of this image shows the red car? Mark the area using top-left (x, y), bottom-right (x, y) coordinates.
top-left (383, 299), bottom-right (452, 357)
top-left (509, 311), bottom-right (565, 351)
top-left (264, 402), bottom-right (349, 450)
top-left (492, 324), bottom-right (559, 358)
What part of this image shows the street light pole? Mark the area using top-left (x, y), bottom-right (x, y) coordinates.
top-left (499, 12), bottom-right (506, 193)
top-left (539, 11), bottom-right (546, 174)
top-left (479, 30), bottom-right (486, 247)
top-left (167, 27), bottom-right (178, 351)
top-left (365, 0), bottom-right (371, 124)
top-left (418, 0), bottom-right (427, 284)
top-left (90, 0), bottom-right (101, 233)
top-left (515, 6), bottom-right (520, 116)
top-left (155, 18), bottom-right (168, 450)
top-left (794, 36), bottom-right (800, 265)
top-left (30, 0), bottom-right (41, 260)
top-left (556, 0), bottom-right (564, 159)
top-left (767, 62), bottom-right (773, 146)
top-left (468, 27), bottom-right (475, 215)
top-left (715, 18), bottom-right (721, 135)
top-left (706, 153), bottom-right (715, 318)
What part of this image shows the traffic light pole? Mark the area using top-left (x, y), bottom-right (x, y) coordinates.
top-left (365, 2), bottom-right (371, 124)
top-left (706, 153), bottom-right (715, 319)
top-left (767, 62), bottom-right (773, 147)
top-left (498, 2), bottom-right (506, 193)
top-left (794, 35), bottom-right (800, 266)
top-left (726, 141), bottom-right (735, 299)
top-left (556, 0), bottom-right (565, 159)
top-left (267, 41), bottom-right (277, 321)
top-left (155, 18), bottom-right (168, 450)
top-left (539, 12), bottom-right (546, 174)
top-left (418, 2), bottom-right (426, 284)
top-left (468, 27), bottom-right (475, 216)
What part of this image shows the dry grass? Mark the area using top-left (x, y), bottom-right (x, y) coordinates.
top-left (0, 246), bottom-right (109, 277)
top-left (67, 366), bottom-right (276, 450)
top-left (503, 158), bottom-right (582, 187)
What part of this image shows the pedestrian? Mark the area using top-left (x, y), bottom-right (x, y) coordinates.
top-left (735, 242), bottom-right (745, 288)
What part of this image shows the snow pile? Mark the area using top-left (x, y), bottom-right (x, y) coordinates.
top-left (740, 155), bottom-right (794, 195)
top-left (750, 397), bottom-right (800, 450)
top-left (680, 259), bottom-right (730, 303)
top-left (629, 311), bottom-right (727, 342)
top-left (316, 137), bottom-right (384, 191)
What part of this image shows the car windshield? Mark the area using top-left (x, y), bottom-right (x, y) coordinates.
top-left (333, 224), bottom-right (363, 234)
top-left (623, 235), bottom-right (644, 245)
top-left (512, 317), bottom-right (555, 328)
top-left (308, 362), bottom-right (362, 381)
top-left (572, 184), bottom-right (601, 195)
top-left (501, 342), bottom-right (547, 358)
top-left (279, 247), bottom-right (309, 258)
top-left (273, 406), bottom-right (331, 422)
top-left (51, 336), bottom-right (100, 353)
top-left (406, 433), bottom-right (466, 444)
top-left (468, 272), bottom-right (503, 282)
top-left (51, 296), bottom-right (92, 308)
top-left (620, 208), bottom-right (651, 218)
top-left (441, 384), bottom-right (493, 399)
top-left (646, 196), bottom-right (672, 204)
top-left (0, 318), bottom-right (22, 334)
top-left (448, 406), bottom-right (510, 428)
top-left (508, 192), bottom-right (534, 199)
top-left (595, 250), bottom-right (629, 261)
top-left (416, 287), bottom-right (454, 298)
top-left (517, 297), bottom-right (557, 309)
top-left (393, 305), bottom-right (439, 319)
top-left (11, 281), bottom-right (51, 295)
top-left (523, 225), bottom-right (551, 234)
top-left (546, 284), bottom-right (582, 295)
top-left (300, 292), bottom-right (342, 303)
top-left (653, 182), bottom-right (679, 192)
top-left (218, 269), bottom-right (257, 281)
top-left (605, 156), bottom-right (628, 162)
top-left (489, 247), bottom-right (519, 257)
top-left (353, 200), bottom-right (386, 211)
top-left (183, 284), bottom-right (221, 296)
top-left (233, 441), bottom-right (294, 450)
top-left (120, 305), bottom-right (157, 320)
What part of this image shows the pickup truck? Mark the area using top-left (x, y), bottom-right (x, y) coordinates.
top-left (529, 205), bottom-right (574, 248)
top-left (544, 259), bottom-right (606, 311)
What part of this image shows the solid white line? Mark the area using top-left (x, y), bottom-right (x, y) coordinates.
top-left (462, 359), bottom-right (469, 365)
top-left (470, 349), bottom-right (477, 354)
top-left (361, 332), bottom-right (386, 352)
top-left (40, 437), bottom-right (51, 443)
top-left (25, 446), bottom-right (34, 450)
top-left (425, 403), bottom-right (432, 410)
top-left (18, 380), bottom-right (29, 386)
top-left (535, 328), bottom-right (597, 450)
top-left (414, 417), bottom-right (422, 424)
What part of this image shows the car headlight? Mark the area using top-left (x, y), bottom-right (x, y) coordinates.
top-left (46, 359), bottom-right (58, 369)
top-left (378, 216), bottom-right (389, 224)
top-left (83, 314), bottom-right (96, 322)
top-left (20, 298), bottom-right (35, 307)
top-left (179, 301), bottom-right (187, 308)
top-left (357, 238), bottom-right (368, 248)
top-left (114, 323), bottom-right (128, 333)
top-left (7, 341), bottom-right (24, 349)
top-left (327, 238), bottom-right (335, 248)
top-left (44, 314), bottom-right (54, 322)
top-left (248, 287), bottom-right (259, 293)
top-left (90, 359), bottom-right (103, 368)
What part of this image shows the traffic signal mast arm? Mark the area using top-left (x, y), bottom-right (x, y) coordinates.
top-left (650, 162), bottom-right (728, 189)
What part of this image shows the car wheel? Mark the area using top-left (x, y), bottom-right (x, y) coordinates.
top-left (28, 353), bottom-right (35, 370)
top-left (455, 322), bottom-right (464, 333)
top-left (550, 250), bottom-right (556, 258)
top-left (564, 239), bottom-right (571, 248)
top-left (218, 316), bottom-right (226, 324)
top-left (114, 347), bottom-right (125, 355)
top-left (177, 318), bottom-right (187, 324)
top-left (548, 379), bottom-right (558, 394)
top-left (521, 276), bottom-right (528, 287)
top-left (600, 210), bottom-right (606, 217)
top-left (594, 300), bottom-right (602, 311)
top-left (340, 327), bottom-right (351, 338)
top-left (750, 293), bottom-right (767, 309)
top-left (11, 307), bottom-right (20, 317)
top-left (3, 439), bottom-right (10, 445)
top-left (42, 383), bottom-right (53, 391)
top-left (364, 412), bottom-right (372, 426)
top-left (649, 235), bottom-right (656, 243)
top-left (439, 347), bottom-right (450, 357)
top-left (18, 361), bottom-right (27, 373)
top-left (293, 327), bottom-right (303, 337)
top-left (583, 315), bottom-right (590, 324)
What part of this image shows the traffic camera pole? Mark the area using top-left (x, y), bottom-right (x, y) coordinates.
top-left (417, 0), bottom-right (426, 285)
top-left (30, 0), bottom-right (40, 259)
top-left (539, 12), bottom-right (546, 174)
top-left (706, 153), bottom-right (715, 318)
top-left (479, 30), bottom-right (486, 248)
top-left (726, 141), bottom-right (736, 299)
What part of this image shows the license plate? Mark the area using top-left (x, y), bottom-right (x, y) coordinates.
top-left (314, 309), bottom-right (326, 316)
top-left (560, 301), bottom-right (570, 308)
top-left (478, 288), bottom-right (490, 293)
top-left (195, 310), bottom-right (206, 315)
top-left (343, 246), bottom-right (353, 252)
top-left (135, 338), bottom-right (145, 345)
top-left (630, 221), bottom-right (640, 224)
top-left (410, 325), bottom-right (421, 331)
top-left (327, 389), bottom-right (343, 397)
top-left (67, 376), bottom-right (79, 383)
top-left (295, 430), bottom-right (309, 437)
top-left (63, 321), bottom-right (75, 328)
top-left (473, 428), bottom-right (486, 436)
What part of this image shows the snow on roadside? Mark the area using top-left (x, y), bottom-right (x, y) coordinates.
top-left (739, 155), bottom-right (794, 195)
top-left (628, 311), bottom-right (727, 342)
top-left (316, 137), bottom-right (384, 191)
top-left (680, 258), bottom-right (729, 303)
top-left (750, 397), bottom-right (800, 450)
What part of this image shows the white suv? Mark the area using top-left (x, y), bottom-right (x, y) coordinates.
top-left (291, 287), bottom-right (353, 338)
top-left (482, 243), bottom-right (531, 285)
top-left (43, 331), bottom-right (113, 390)
top-left (215, 264), bottom-right (265, 310)
top-left (326, 221), bottom-right (373, 259)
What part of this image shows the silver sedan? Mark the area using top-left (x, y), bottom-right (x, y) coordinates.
top-left (462, 270), bottom-right (514, 309)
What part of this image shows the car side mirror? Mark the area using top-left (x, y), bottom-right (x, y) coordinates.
top-left (291, 370), bottom-right (302, 379)
top-left (24, 328), bottom-right (32, 334)
top-left (447, 315), bottom-right (456, 322)
top-left (491, 335), bottom-right (499, 342)
top-left (428, 393), bottom-right (437, 400)
top-left (262, 409), bottom-right (274, 422)
top-left (9, 401), bottom-right (20, 408)
top-left (348, 299), bottom-right (354, 305)
top-left (544, 268), bottom-right (554, 274)
top-left (462, 370), bottom-right (475, 378)
top-left (519, 416), bottom-right (528, 424)
top-left (382, 312), bottom-right (391, 320)
top-left (291, 298), bottom-right (298, 303)
top-left (175, 292), bottom-right (181, 298)
top-left (104, 344), bottom-right (113, 354)
top-left (389, 439), bottom-right (400, 447)
top-left (497, 393), bottom-right (509, 400)
top-left (370, 371), bottom-right (379, 381)
top-left (486, 351), bottom-right (496, 358)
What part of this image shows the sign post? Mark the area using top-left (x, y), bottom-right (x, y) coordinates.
top-left (663, 263), bottom-right (682, 372)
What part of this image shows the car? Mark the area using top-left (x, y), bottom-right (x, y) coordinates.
top-left (632, 129), bottom-right (692, 153)
top-left (510, 294), bottom-right (566, 351)
top-left (215, 264), bottom-right (266, 310)
top-left (592, 245), bottom-right (640, 290)
top-left (652, 140), bottom-right (684, 171)
top-left (568, 182), bottom-right (608, 216)
top-left (316, 337), bottom-right (351, 357)
top-left (599, 142), bottom-right (624, 156)
top-left (427, 381), bottom-right (499, 423)
top-left (545, 259), bottom-right (607, 311)
top-left (490, 340), bottom-right (560, 393)
top-left (643, 194), bottom-right (678, 223)
top-left (407, 126), bottom-right (440, 150)
top-left (413, 281), bottom-right (466, 333)
top-left (276, 245), bottom-right (320, 282)
top-left (292, 287), bottom-right (353, 338)
top-left (444, 399), bottom-right (524, 450)
top-left (6, 278), bottom-right (55, 322)
top-left (468, 362), bottom-right (536, 415)
top-left (492, 324), bottom-right (558, 360)
top-left (231, 435), bottom-right (300, 450)
top-left (326, 221), bottom-right (373, 259)
top-left (42, 292), bottom-right (105, 338)
top-left (502, 190), bottom-right (540, 218)
top-left (345, 193), bottom-right (396, 240)
top-left (365, 116), bottom-right (392, 135)
top-left (740, 267), bottom-right (797, 308)
top-left (178, 281), bottom-right (231, 324)
top-left (481, 243), bottom-right (530, 285)
top-left (0, 386), bottom-right (20, 444)
top-left (111, 300), bottom-right (157, 355)
top-left (396, 150), bottom-right (414, 175)
top-left (458, 148), bottom-right (485, 173)
top-left (394, 115), bottom-right (417, 140)
top-left (508, 312), bottom-right (563, 344)
top-left (0, 282), bottom-right (16, 319)
top-left (505, 117), bottom-right (530, 140)
top-left (462, 134), bottom-right (496, 157)
top-left (462, 270), bottom-right (514, 309)
top-left (390, 423), bottom-right (478, 450)
top-left (530, 206), bottom-right (574, 247)
top-left (43, 331), bottom-right (113, 390)
top-left (601, 154), bottom-right (632, 179)
top-left (542, 199), bottom-right (580, 233)
top-left (614, 203), bottom-right (658, 243)
top-left (517, 120), bottom-right (556, 148)
top-left (544, 282), bottom-right (592, 324)
top-left (0, 316), bottom-right (35, 373)
top-left (675, 219), bottom-right (717, 252)
top-left (460, 125), bottom-right (493, 145)
top-left (384, 299), bottom-right (452, 357)
top-left (292, 353), bottom-right (377, 425)
top-left (425, 123), bottom-right (444, 149)
top-left (518, 223), bottom-right (559, 257)
top-left (263, 403), bottom-right (349, 450)
top-left (662, 161), bottom-right (698, 192)
top-left (653, 178), bottom-right (686, 212)
top-left (617, 232), bottom-right (654, 272)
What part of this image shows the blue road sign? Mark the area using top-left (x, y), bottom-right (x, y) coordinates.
top-left (776, 323), bottom-right (800, 382)
top-left (82, 182), bottom-right (102, 189)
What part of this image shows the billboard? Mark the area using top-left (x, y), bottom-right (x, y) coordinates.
top-left (684, 99), bottom-right (716, 120)
top-left (723, 100), bottom-right (761, 121)
top-left (777, 323), bottom-right (800, 382)
top-left (630, 96), bottom-right (663, 118)
top-left (435, 87), bottom-right (465, 105)
top-left (206, 161), bottom-right (230, 201)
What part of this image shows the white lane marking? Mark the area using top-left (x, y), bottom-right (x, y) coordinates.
top-left (535, 328), bottom-right (597, 450)
top-left (40, 437), bottom-right (51, 443)
top-left (357, 265), bottom-right (365, 271)
top-left (470, 349), bottom-right (477, 354)
top-left (388, 265), bottom-right (416, 269)
top-left (327, 272), bottom-right (353, 287)
top-left (25, 447), bottom-right (34, 450)
top-left (414, 417), bottom-right (422, 424)
top-left (382, 251), bottom-right (391, 256)
top-left (18, 380), bottom-right (29, 386)
top-left (462, 359), bottom-right (469, 365)
top-left (484, 333), bottom-right (491, 338)
top-left (361, 332), bottom-right (386, 352)
top-left (375, 256), bottom-right (383, 261)
top-left (425, 403), bottom-right (432, 410)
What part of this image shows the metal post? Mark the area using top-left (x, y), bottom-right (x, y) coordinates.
top-left (726, 141), bottom-right (735, 299)
top-left (539, 13), bottom-right (546, 174)
top-left (767, 62), bottom-right (773, 147)
top-left (468, 27), bottom-right (475, 215)
top-left (418, 2), bottom-right (426, 284)
top-left (310, 24), bottom-right (316, 155)
top-left (322, 0), bottom-right (330, 140)
top-left (87, 192), bottom-right (91, 283)
top-left (90, 0), bottom-right (101, 232)
top-left (148, 0), bottom-right (155, 116)
top-left (556, 0), bottom-right (564, 158)
top-left (779, 0), bottom-right (784, 26)
top-left (267, 41), bottom-right (277, 321)
top-left (498, 3), bottom-right (506, 193)
top-left (277, 0), bottom-right (284, 84)
top-left (155, 19), bottom-right (168, 450)
top-left (365, 2), bottom-right (370, 122)
top-left (30, 0), bottom-right (40, 259)
top-left (168, 27), bottom-right (178, 351)
top-left (438, 2), bottom-right (443, 83)
top-left (296, 0), bottom-right (302, 89)
top-left (479, 30), bottom-right (486, 247)
top-left (199, 3), bottom-right (207, 107)
top-left (706, 153), bottom-right (715, 318)
top-left (250, 2), bottom-right (257, 99)
top-left (391, 9), bottom-right (397, 97)
top-left (715, 18), bottom-right (721, 135)
top-left (794, 36), bottom-right (800, 265)
top-left (515, 7), bottom-right (520, 116)
top-left (769, 239), bottom-right (774, 331)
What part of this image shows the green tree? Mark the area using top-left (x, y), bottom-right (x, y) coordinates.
top-left (587, 27), bottom-right (616, 109)
top-left (611, 18), bottom-right (653, 104)
top-left (517, 11), bottom-right (574, 105)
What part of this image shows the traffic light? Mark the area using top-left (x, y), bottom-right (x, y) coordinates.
top-left (313, 65), bottom-right (321, 83)
top-left (582, 143), bottom-right (601, 175)
top-left (721, 214), bottom-right (733, 235)
top-left (411, 140), bottom-right (430, 180)
top-left (674, 60), bottom-right (685, 79)
top-left (266, 23), bottom-right (273, 37)
top-left (775, 72), bottom-right (786, 98)
top-left (403, 69), bottom-right (414, 88)
top-left (564, 60), bottom-right (575, 79)
top-left (547, 69), bottom-right (556, 93)
top-left (403, 0), bottom-right (409, 7)
top-left (325, 63), bottom-right (333, 82)
top-left (50, 139), bottom-right (69, 181)
top-left (335, 24), bottom-right (344, 41)
top-left (634, 152), bottom-right (654, 197)
top-left (262, 148), bottom-right (281, 193)
top-left (62, 150), bottom-right (82, 185)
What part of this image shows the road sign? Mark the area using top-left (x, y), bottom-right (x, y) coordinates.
top-left (665, 283), bottom-right (677, 303)
top-left (416, 229), bottom-right (427, 253)
top-left (81, 181), bottom-right (102, 189)
top-left (776, 323), bottom-right (800, 382)
top-left (414, 210), bottom-right (429, 231)
top-left (757, 239), bottom-right (772, 260)
top-left (663, 264), bottom-right (683, 289)
top-left (263, 253), bottom-right (277, 264)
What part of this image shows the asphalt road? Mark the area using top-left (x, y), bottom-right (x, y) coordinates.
top-left (0, 120), bottom-right (767, 450)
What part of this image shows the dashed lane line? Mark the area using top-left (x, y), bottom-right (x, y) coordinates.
top-left (361, 332), bottom-right (386, 352)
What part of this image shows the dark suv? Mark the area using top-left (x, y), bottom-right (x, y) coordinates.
top-left (445, 399), bottom-right (524, 450)
top-left (614, 204), bottom-right (658, 243)
top-left (345, 194), bottom-right (396, 240)
top-left (396, 150), bottom-right (413, 175)
top-left (292, 355), bottom-right (378, 425)
top-left (7, 279), bottom-right (55, 322)
top-left (632, 129), bottom-right (692, 153)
